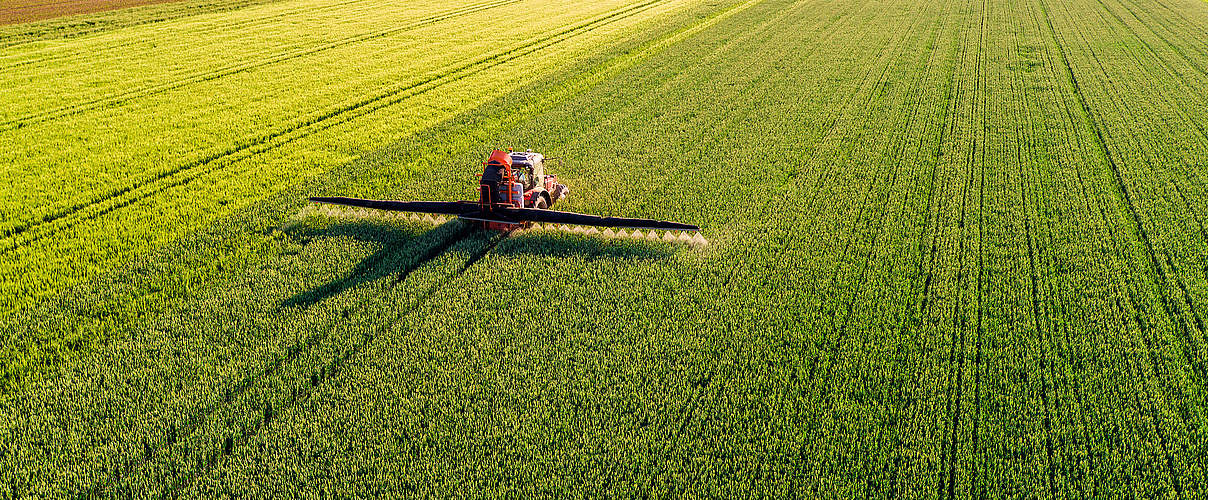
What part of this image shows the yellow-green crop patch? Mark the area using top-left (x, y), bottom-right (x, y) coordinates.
top-left (3, 0), bottom-right (1208, 495)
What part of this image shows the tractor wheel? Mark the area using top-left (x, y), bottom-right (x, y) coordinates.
top-left (533, 195), bottom-right (549, 209)
top-left (550, 184), bottom-right (567, 203)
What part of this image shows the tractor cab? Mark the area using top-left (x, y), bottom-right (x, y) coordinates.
top-left (479, 149), bottom-right (568, 212)
top-left (508, 150), bottom-right (544, 189)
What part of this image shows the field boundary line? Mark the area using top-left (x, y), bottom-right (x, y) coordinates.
top-left (0, 0), bottom-right (288, 49)
top-left (0, 0), bottom-right (400, 69)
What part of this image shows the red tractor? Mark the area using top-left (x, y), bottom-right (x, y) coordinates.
top-left (474, 149), bottom-right (568, 230)
top-left (311, 149), bottom-right (698, 232)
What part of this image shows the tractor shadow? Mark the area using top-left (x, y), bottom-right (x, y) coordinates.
top-left (281, 221), bottom-right (679, 309)
top-left (279, 218), bottom-right (469, 309)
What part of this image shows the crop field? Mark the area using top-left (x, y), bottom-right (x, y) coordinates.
top-left (3, 0), bottom-right (1208, 495)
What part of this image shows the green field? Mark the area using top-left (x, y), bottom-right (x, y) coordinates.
top-left (3, 0), bottom-right (1208, 495)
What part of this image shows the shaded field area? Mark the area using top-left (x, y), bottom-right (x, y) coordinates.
top-left (4, 0), bottom-right (1208, 495)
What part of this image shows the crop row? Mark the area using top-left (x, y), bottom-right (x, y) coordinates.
top-left (190, 0), bottom-right (961, 494)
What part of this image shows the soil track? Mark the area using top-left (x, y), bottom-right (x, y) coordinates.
top-left (0, 0), bottom-right (186, 25)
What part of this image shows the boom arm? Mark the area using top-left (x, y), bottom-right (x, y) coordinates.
top-left (310, 197), bottom-right (699, 231)
top-left (309, 197), bottom-right (479, 215)
top-left (462, 207), bottom-right (699, 231)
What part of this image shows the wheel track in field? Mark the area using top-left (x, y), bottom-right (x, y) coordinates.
top-left (1080, 0), bottom-right (1208, 340)
top-left (1024, 0), bottom-right (1116, 490)
top-left (915, 0), bottom-right (971, 488)
top-left (1038, 0), bottom-right (1192, 490)
top-left (1070, 0), bottom-right (1208, 438)
top-left (782, 0), bottom-right (916, 461)
top-left (0, 0), bottom-right (522, 128)
top-left (1135, 0), bottom-right (1208, 59)
top-left (889, 0), bottom-right (967, 492)
top-left (0, 0), bottom-right (669, 255)
top-left (822, 47), bottom-right (930, 482)
top-left (738, 0), bottom-right (933, 483)
top-left (881, 0), bottom-right (962, 494)
top-left (1087, 0), bottom-right (1208, 257)
top-left (939, 0), bottom-right (988, 494)
top-left (1009, 1), bottom-right (1093, 493)
top-left (956, 0), bottom-right (999, 495)
top-left (1027, 0), bottom-right (1176, 489)
top-left (799, 0), bottom-right (941, 484)
top-left (719, 0), bottom-right (884, 456)
top-left (618, 0), bottom-right (853, 483)
top-left (0, 0), bottom-right (385, 68)
top-left (1090, 0), bottom-right (1208, 178)
top-left (1052, 0), bottom-right (1205, 487)
top-left (970, 3), bottom-right (993, 490)
top-left (0, 0), bottom-right (732, 479)
top-left (1036, 0), bottom-right (1188, 491)
top-left (1011, 57), bottom-right (1074, 498)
